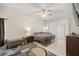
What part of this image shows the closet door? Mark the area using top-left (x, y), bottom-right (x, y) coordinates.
top-left (0, 18), bottom-right (4, 47)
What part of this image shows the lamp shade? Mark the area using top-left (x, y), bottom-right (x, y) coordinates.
top-left (25, 27), bottom-right (32, 33)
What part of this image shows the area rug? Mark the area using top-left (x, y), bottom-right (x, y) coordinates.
top-left (20, 42), bottom-right (56, 56)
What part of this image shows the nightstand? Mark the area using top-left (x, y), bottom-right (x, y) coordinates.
top-left (24, 36), bottom-right (34, 44)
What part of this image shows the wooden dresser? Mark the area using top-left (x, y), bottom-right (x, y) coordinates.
top-left (66, 36), bottom-right (79, 56)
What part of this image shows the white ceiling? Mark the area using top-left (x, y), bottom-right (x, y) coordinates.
top-left (1, 3), bottom-right (73, 20)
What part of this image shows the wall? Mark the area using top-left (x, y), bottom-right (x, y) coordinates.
top-left (0, 5), bottom-right (44, 40)
top-left (70, 15), bottom-right (79, 33)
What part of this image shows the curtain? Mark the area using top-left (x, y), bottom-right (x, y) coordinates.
top-left (0, 18), bottom-right (4, 47)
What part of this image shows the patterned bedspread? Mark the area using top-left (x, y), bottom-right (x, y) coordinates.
top-left (33, 32), bottom-right (55, 45)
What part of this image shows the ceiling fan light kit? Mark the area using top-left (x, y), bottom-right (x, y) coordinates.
top-left (38, 9), bottom-right (52, 17)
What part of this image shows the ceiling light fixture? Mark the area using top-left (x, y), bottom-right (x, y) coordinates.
top-left (38, 9), bottom-right (52, 17)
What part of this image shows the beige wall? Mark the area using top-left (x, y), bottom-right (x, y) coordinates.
top-left (0, 6), bottom-right (44, 40)
top-left (70, 15), bottom-right (79, 33)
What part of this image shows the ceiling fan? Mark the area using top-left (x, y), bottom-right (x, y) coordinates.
top-left (30, 3), bottom-right (62, 18)
top-left (37, 8), bottom-right (52, 17)
top-left (24, 3), bottom-right (63, 19)
top-left (28, 3), bottom-right (53, 17)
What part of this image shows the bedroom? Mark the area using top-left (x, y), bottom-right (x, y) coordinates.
top-left (0, 3), bottom-right (79, 56)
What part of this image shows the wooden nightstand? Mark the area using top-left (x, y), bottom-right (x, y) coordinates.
top-left (24, 36), bottom-right (34, 44)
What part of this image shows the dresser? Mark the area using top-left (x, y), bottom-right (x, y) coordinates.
top-left (66, 36), bottom-right (79, 56)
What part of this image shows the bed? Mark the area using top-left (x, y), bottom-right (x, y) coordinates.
top-left (33, 32), bottom-right (55, 46)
